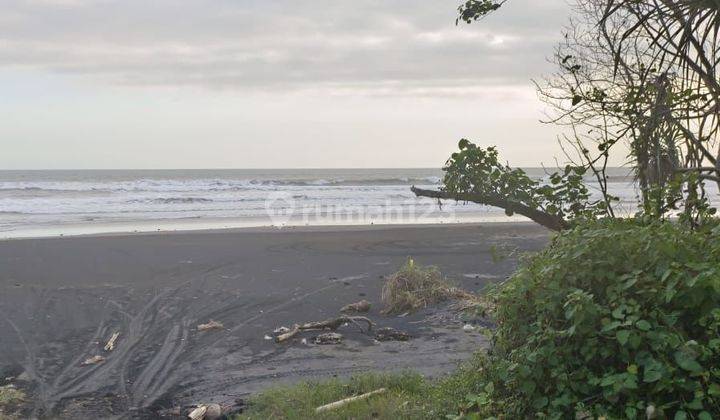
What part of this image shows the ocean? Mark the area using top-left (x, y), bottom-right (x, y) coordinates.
top-left (0, 167), bottom-right (684, 238)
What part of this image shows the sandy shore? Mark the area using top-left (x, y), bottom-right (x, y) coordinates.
top-left (0, 223), bottom-right (549, 418)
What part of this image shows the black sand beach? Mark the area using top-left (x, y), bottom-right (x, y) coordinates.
top-left (0, 223), bottom-right (549, 418)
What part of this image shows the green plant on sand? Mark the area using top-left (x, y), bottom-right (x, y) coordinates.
top-left (0, 385), bottom-right (26, 420)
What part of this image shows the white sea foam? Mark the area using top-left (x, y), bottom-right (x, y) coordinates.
top-left (0, 168), bottom-right (709, 238)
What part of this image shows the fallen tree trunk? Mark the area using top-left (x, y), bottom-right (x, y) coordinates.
top-left (411, 186), bottom-right (569, 232)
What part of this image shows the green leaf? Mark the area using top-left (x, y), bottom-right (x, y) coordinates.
top-left (644, 367), bottom-right (662, 383)
top-left (612, 307), bottom-right (624, 319)
top-left (616, 330), bottom-right (630, 345)
top-left (674, 351), bottom-right (703, 373)
top-left (699, 412), bottom-right (713, 420)
top-left (636, 320), bottom-right (651, 331)
top-left (602, 320), bottom-right (622, 332)
top-left (484, 381), bottom-right (494, 395)
top-left (674, 411), bottom-right (687, 420)
top-left (708, 383), bottom-right (720, 396)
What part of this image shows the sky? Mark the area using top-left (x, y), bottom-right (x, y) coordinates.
top-left (0, 0), bottom-right (572, 169)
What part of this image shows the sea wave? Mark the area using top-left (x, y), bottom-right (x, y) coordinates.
top-left (150, 197), bottom-right (214, 204)
top-left (0, 176), bottom-right (444, 194)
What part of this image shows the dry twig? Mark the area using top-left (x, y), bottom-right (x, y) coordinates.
top-left (104, 332), bottom-right (120, 351)
top-left (315, 388), bottom-right (387, 413)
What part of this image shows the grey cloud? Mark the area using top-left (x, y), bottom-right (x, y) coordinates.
top-left (1, 0), bottom-right (570, 93)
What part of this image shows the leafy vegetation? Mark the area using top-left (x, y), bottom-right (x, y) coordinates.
top-left (0, 385), bottom-right (26, 420)
top-left (456, 0), bottom-right (505, 24)
top-left (457, 221), bottom-right (720, 418)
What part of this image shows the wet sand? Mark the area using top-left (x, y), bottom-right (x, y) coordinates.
top-left (0, 223), bottom-right (549, 418)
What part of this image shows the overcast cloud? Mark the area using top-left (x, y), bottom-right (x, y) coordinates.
top-left (0, 0), bottom-right (572, 169)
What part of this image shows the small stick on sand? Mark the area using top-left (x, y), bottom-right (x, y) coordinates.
top-left (340, 300), bottom-right (371, 314)
top-left (104, 332), bottom-right (120, 351)
top-left (315, 388), bottom-right (387, 413)
top-left (81, 355), bottom-right (105, 366)
top-left (197, 320), bottom-right (224, 331)
top-left (275, 324), bottom-right (300, 343)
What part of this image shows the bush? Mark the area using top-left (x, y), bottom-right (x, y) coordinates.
top-left (462, 221), bottom-right (720, 419)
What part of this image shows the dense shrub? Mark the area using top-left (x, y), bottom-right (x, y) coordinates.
top-left (463, 221), bottom-right (720, 419)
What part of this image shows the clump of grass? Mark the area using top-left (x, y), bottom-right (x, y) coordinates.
top-left (236, 362), bottom-right (490, 419)
top-left (381, 258), bottom-right (481, 314)
top-left (238, 372), bottom-right (430, 420)
top-left (0, 385), bottom-right (26, 419)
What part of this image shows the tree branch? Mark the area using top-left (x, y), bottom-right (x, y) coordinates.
top-left (411, 186), bottom-right (569, 231)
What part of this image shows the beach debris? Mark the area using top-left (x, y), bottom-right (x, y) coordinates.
top-left (299, 316), bottom-right (374, 333)
top-left (263, 335), bottom-right (273, 341)
top-left (204, 403), bottom-right (222, 420)
top-left (313, 332), bottom-right (343, 345)
top-left (340, 299), bottom-right (371, 314)
top-left (273, 326), bottom-right (291, 334)
top-left (81, 355), bottom-right (105, 366)
top-left (462, 324), bottom-right (475, 332)
top-left (197, 320), bottom-right (224, 332)
top-left (275, 324), bottom-right (301, 343)
top-left (183, 403), bottom-right (225, 419)
top-left (374, 327), bottom-right (411, 342)
top-left (104, 332), bottom-right (120, 351)
top-left (315, 388), bottom-right (387, 413)
top-left (187, 405), bottom-right (207, 420)
top-left (273, 316), bottom-right (375, 344)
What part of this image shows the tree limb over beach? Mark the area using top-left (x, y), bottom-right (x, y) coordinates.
top-left (410, 186), bottom-right (569, 232)
top-left (410, 140), bottom-right (614, 232)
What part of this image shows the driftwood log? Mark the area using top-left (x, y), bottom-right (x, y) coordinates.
top-left (275, 324), bottom-right (301, 343)
top-left (299, 316), bottom-right (374, 333)
top-left (274, 317), bottom-right (374, 343)
top-left (411, 186), bottom-right (569, 232)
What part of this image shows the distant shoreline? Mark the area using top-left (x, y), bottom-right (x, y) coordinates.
top-left (0, 218), bottom-right (536, 241)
